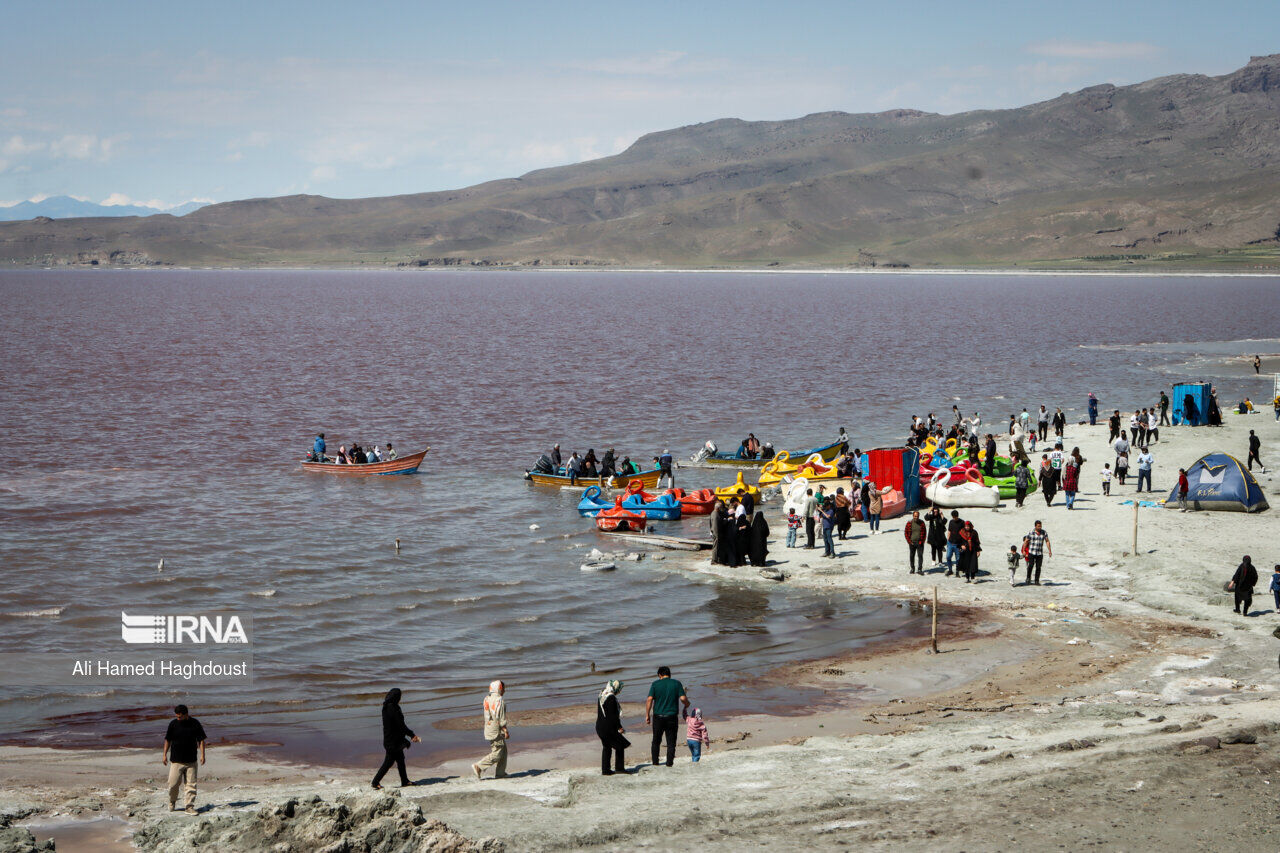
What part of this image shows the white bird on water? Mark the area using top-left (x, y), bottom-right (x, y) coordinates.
top-left (157, 558), bottom-right (164, 573)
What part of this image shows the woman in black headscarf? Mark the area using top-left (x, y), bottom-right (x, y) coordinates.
top-left (595, 680), bottom-right (630, 775)
top-left (372, 688), bottom-right (420, 789)
top-left (925, 506), bottom-right (947, 568)
top-left (734, 503), bottom-right (751, 566)
top-left (748, 511), bottom-right (771, 566)
top-left (710, 501), bottom-right (730, 566)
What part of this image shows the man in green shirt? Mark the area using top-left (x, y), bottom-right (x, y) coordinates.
top-left (644, 666), bottom-right (689, 767)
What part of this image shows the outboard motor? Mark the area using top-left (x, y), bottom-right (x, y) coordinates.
top-left (532, 454), bottom-right (555, 475)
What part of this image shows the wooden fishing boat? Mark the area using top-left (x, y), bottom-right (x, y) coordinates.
top-left (697, 440), bottom-right (843, 467)
top-left (524, 468), bottom-right (663, 489)
top-left (301, 449), bottom-right (428, 476)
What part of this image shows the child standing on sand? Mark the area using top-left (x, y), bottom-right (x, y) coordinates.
top-left (785, 508), bottom-right (801, 548)
top-left (685, 708), bottom-right (710, 762)
top-left (1007, 546), bottom-right (1022, 587)
top-left (1101, 463), bottom-right (1112, 496)
top-left (1270, 565), bottom-right (1280, 612)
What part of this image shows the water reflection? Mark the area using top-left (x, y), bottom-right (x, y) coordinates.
top-left (708, 584), bottom-right (771, 634)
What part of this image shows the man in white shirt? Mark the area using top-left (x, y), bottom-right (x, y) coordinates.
top-left (1136, 447), bottom-right (1154, 492)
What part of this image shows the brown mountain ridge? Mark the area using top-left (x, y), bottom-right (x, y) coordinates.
top-left (4, 54), bottom-right (1280, 270)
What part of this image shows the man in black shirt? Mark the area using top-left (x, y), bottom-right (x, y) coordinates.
top-left (163, 704), bottom-right (206, 814)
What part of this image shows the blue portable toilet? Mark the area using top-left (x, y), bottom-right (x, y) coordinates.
top-left (1165, 452), bottom-right (1268, 512)
top-left (1171, 382), bottom-right (1211, 426)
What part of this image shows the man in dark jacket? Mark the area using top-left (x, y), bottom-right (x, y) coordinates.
top-left (984, 435), bottom-right (997, 476)
top-left (373, 688), bottom-right (420, 788)
top-left (1230, 557), bottom-right (1258, 616)
top-left (903, 511), bottom-right (927, 574)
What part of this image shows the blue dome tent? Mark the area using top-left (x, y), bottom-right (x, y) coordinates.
top-left (1165, 452), bottom-right (1268, 512)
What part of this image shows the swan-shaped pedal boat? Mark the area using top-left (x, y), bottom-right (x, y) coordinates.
top-left (924, 468), bottom-right (1000, 508)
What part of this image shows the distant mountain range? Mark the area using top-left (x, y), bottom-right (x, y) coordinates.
top-left (3, 54), bottom-right (1280, 269)
top-left (0, 196), bottom-right (206, 222)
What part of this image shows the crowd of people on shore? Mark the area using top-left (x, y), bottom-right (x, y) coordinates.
top-left (708, 493), bottom-right (770, 567)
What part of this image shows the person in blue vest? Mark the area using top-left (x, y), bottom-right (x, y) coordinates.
top-left (658, 449), bottom-right (676, 488)
top-left (312, 433), bottom-right (326, 462)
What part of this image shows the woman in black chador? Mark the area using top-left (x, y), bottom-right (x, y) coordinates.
top-left (748, 511), bottom-right (771, 566)
top-left (595, 680), bottom-right (630, 775)
top-left (710, 502), bottom-right (731, 565)
top-left (734, 504), bottom-right (751, 567)
top-left (372, 688), bottom-right (420, 789)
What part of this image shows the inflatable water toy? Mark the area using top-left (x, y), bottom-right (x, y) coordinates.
top-left (621, 489), bottom-right (683, 520)
top-left (663, 487), bottom-right (717, 515)
top-left (579, 561), bottom-right (617, 572)
top-left (758, 452), bottom-right (842, 487)
top-left (984, 470), bottom-right (1037, 499)
top-left (713, 472), bottom-right (763, 503)
top-left (595, 497), bottom-right (648, 532)
top-left (576, 486), bottom-right (614, 517)
top-left (924, 469), bottom-right (1000, 508)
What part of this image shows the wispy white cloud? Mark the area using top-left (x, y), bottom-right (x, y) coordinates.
top-left (49, 133), bottom-right (123, 161)
top-left (1025, 41), bottom-right (1161, 60)
top-left (100, 193), bottom-right (214, 209)
top-left (560, 50), bottom-right (690, 77)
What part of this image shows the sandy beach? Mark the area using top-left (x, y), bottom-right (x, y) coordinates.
top-left (2, 413), bottom-right (1277, 852)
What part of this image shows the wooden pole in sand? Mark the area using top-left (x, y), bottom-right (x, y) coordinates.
top-left (931, 586), bottom-right (939, 653)
top-left (1131, 503), bottom-right (1139, 555)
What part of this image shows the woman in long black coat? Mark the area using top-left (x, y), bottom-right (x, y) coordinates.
top-left (595, 680), bottom-right (629, 775)
top-left (734, 505), bottom-right (751, 567)
top-left (925, 507), bottom-right (946, 568)
top-left (710, 502), bottom-right (731, 565)
top-left (748, 511), bottom-right (770, 566)
top-left (372, 687), bottom-right (420, 788)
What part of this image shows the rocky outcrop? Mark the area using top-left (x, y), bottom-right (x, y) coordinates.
top-left (1229, 54), bottom-right (1280, 93)
top-left (132, 793), bottom-right (503, 853)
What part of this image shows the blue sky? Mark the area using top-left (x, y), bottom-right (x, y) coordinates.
top-left (1, 0), bottom-right (1276, 209)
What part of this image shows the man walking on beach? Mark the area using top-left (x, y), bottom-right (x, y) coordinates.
top-left (1159, 391), bottom-right (1170, 426)
top-left (645, 666), bottom-right (689, 767)
top-left (472, 680), bottom-right (509, 779)
top-left (802, 489), bottom-right (817, 548)
top-left (1037, 406), bottom-right (1049, 442)
top-left (1014, 459), bottom-right (1031, 507)
top-left (1136, 446), bottom-right (1154, 492)
top-left (162, 704), bottom-right (206, 814)
top-left (1248, 430), bottom-right (1265, 473)
top-left (904, 511), bottom-right (926, 575)
top-left (1024, 521), bottom-right (1051, 585)
top-left (1108, 410), bottom-right (1121, 442)
top-left (945, 510), bottom-right (963, 576)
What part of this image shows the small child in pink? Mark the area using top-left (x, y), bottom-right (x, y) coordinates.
top-left (685, 707), bottom-right (710, 762)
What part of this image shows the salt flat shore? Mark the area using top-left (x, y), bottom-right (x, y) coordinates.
top-left (2, 415), bottom-right (1277, 851)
